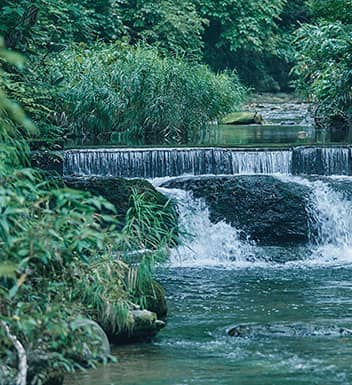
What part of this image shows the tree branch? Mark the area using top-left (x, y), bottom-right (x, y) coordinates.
top-left (1, 321), bottom-right (27, 385)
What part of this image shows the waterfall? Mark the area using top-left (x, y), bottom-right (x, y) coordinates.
top-left (64, 148), bottom-right (292, 177)
top-left (158, 187), bottom-right (256, 267)
top-left (64, 147), bottom-right (352, 178)
top-left (159, 175), bottom-right (352, 268)
top-left (302, 178), bottom-right (352, 263)
top-left (292, 147), bottom-right (352, 175)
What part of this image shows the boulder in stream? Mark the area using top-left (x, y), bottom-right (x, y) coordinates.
top-left (227, 323), bottom-right (352, 338)
top-left (161, 175), bottom-right (311, 246)
top-left (65, 177), bottom-right (178, 237)
top-left (107, 309), bottom-right (165, 344)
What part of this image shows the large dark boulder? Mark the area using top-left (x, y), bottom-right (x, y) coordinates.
top-left (64, 177), bottom-right (177, 235)
top-left (161, 175), bottom-right (311, 245)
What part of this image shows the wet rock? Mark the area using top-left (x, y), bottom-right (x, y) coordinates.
top-left (65, 177), bottom-right (178, 236)
top-left (161, 175), bottom-right (310, 245)
top-left (227, 323), bottom-right (352, 338)
top-left (107, 309), bottom-right (165, 344)
top-left (221, 112), bottom-right (264, 125)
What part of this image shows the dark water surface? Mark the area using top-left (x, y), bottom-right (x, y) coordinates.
top-left (65, 262), bottom-right (352, 385)
top-left (65, 124), bottom-right (352, 148)
top-left (65, 99), bottom-right (352, 149)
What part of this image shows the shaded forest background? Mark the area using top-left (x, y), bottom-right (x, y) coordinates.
top-left (0, 1), bottom-right (351, 384)
top-left (1, 0), bottom-right (351, 142)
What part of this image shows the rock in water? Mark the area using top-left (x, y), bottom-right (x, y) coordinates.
top-left (107, 309), bottom-right (166, 343)
top-left (221, 112), bottom-right (264, 125)
top-left (65, 177), bottom-right (178, 238)
top-left (162, 175), bottom-right (311, 245)
top-left (227, 323), bottom-right (352, 338)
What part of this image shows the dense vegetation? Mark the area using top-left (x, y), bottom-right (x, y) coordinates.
top-left (1, 0), bottom-right (352, 384)
top-left (49, 43), bottom-right (244, 141)
top-left (1, 0), bottom-right (350, 138)
top-left (0, 40), bottom-right (177, 383)
top-left (292, 0), bottom-right (352, 127)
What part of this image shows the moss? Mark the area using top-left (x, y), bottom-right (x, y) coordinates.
top-left (140, 279), bottom-right (168, 319)
top-left (221, 111), bottom-right (264, 125)
top-left (64, 177), bottom-right (178, 242)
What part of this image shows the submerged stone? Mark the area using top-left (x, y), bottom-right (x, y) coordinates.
top-left (227, 323), bottom-right (352, 338)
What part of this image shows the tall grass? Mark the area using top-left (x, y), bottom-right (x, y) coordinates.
top-left (48, 42), bottom-right (246, 141)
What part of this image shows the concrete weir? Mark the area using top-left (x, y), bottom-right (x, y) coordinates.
top-left (64, 146), bottom-right (352, 178)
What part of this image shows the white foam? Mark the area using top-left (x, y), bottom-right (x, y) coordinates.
top-left (159, 176), bottom-right (352, 269)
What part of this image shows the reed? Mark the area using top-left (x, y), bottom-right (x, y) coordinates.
top-left (49, 42), bottom-right (246, 141)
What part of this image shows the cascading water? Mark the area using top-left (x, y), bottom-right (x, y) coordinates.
top-left (278, 175), bottom-right (352, 264)
top-left (292, 147), bottom-right (352, 175)
top-left (158, 187), bottom-right (256, 267)
top-left (157, 175), bottom-right (352, 268)
top-left (64, 148), bottom-right (292, 177)
top-left (64, 146), bottom-right (352, 178)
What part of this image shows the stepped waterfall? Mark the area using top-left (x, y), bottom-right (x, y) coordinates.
top-left (64, 146), bottom-right (352, 178)
top-left (64, 144), bottom-right (352, 385)
top-left (64, 145), bottom-right (352, 267)
top-left (158, 176), bottom-right (352, 267)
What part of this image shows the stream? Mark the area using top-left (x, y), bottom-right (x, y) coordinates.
top-left (64, 100), bottom-right (352, 385)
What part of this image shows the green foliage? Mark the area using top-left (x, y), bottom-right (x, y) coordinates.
top-left (47, 42), bottom-right (245, 142)
top-left (119, 0), bottom-right (205, 59)
top-left (123, 189), bottom-right (178, 251)
top-left (0, 0), bottom-right (124, 52)
top-left (0, 41), bottom-right (177, 384)
top-left (194, 0), bottom-right (288, 89)
top-left (292, 4), bottom-right (352, 125)
top-left (307, 0), bottom-right (352, 24)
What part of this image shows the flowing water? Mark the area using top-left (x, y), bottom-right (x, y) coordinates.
top-left (65, 171), bottom-right (352, 385)
top-left (64, 146), bottom-right (352, 178)
top-left (63, 98), bottom-right (352, 385)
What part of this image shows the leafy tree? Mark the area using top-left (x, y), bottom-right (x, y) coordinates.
top-left (307, 0), bottom-right (352, 24)
top-left (0, 0), bottom-right (124, 52)
top-left (118, 0), bottom-right (205, 59)
top-left (193, 0), bottom-right (286, 89)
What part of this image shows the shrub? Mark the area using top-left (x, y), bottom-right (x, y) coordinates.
top-left (47, 42), bottom-right (246, 142)
top-left (292, 22), bottom-right (352, 125)
top-left (0, 40), bottom-right (177, 384)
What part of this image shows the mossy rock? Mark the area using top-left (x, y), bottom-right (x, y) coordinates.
top-left (221, 112), bottom-right (264, 125)
top-left (142, 280), bottom-right (168, 319)
top-left (64, 177), bottom-right (177, 235)
top-left (106, 309), bottom-right (165, 344)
